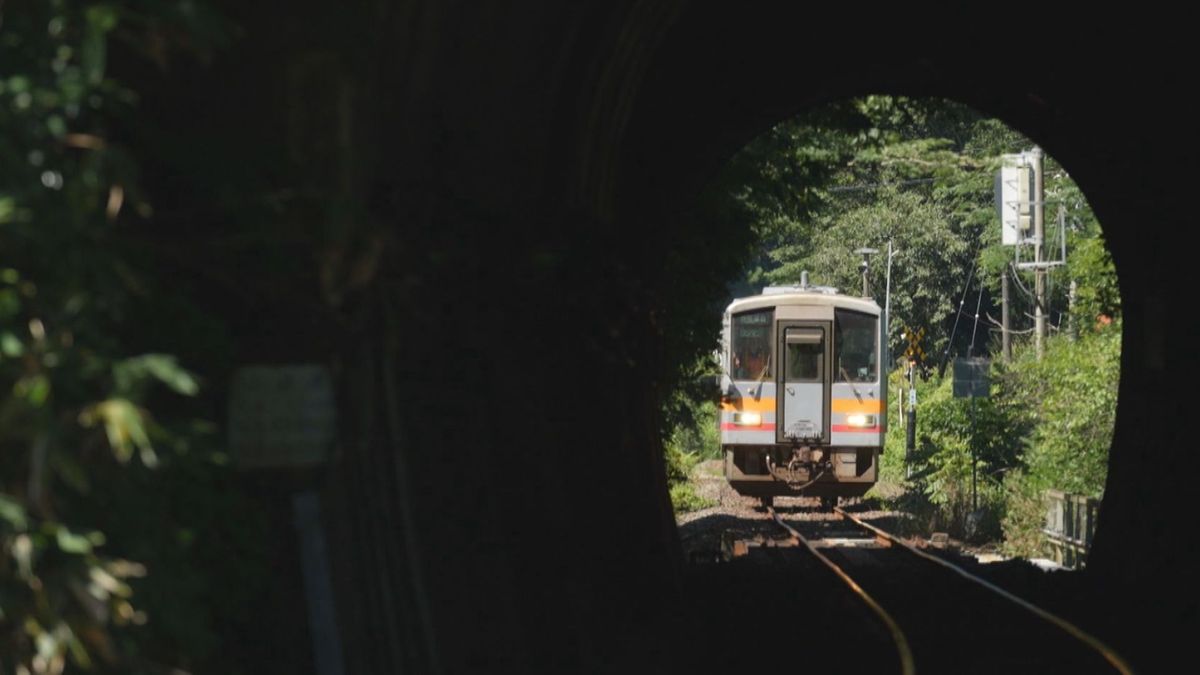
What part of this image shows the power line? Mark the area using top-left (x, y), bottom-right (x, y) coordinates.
top-left (942, 240), bottom-right (983, 371)
top-left (1009, 261), bottom-right (1037, 300)
top-left (988, 319), bottom-right (1036, 331)
top-left (983, 311), bottom-right (1037, 334)
top-left (827, 178), bottom-right (935, 193)
top-left (968, 280), bottom-right (985, 356)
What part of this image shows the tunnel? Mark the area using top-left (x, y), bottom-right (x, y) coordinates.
top-left (100, 3), bottom-right (1197, 672)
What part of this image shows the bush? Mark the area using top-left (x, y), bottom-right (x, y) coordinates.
top-left (879, 365), bottom-right (1020, 540)
top-left (998, 323), bottom-right (1119, 552)
top-left (1001, 324), bottom-right (1119, 496)
top-left (669, 483), bottom-right (715, 513)
top-left (664, 405), bottom-right (719, 514)
top-left (1000, 470), bottom-right (1049, 558)
top-left (663, 395), bottom-right (720, 514)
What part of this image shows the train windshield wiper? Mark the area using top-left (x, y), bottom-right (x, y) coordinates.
top-left (756, 353), bottom-right (772, 382)
top-left (839, 364), bottom-right (864, 403)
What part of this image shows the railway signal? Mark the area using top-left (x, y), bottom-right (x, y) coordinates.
top-left (898, 326), bottom-right (925, 475)
top-left (901, 326), bottom-right (925, 364)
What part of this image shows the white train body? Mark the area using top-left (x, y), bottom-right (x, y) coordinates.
top-left (719, 286), bottom-right (885, 499)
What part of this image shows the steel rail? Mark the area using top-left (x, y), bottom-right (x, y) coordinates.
top-left (834, 507), bottom-right (1135, 675)
top-left (768, 507), bottom-right (915, 675)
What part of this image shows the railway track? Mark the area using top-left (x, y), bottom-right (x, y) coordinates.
top-left (760, 506), bottom-right (1135, 674)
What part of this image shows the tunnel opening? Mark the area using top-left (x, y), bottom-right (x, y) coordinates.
top-left (666, 95), bottom-right (1121, 566)
top-left (652, 94), bottom-right (1126, 671)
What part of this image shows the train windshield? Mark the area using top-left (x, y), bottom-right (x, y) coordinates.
top-left (834, 309), bottom-right (878, 383)
top-left (731, 309), bottom-right (773, 380)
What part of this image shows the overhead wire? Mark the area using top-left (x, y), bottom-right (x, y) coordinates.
top-left (942, 239), bottom-right (983, 371)
top-left (987, 325), bottom-right (1036, 335)
top-left (1009, 261), bottom-right (1036, 300)
top-left (968, 280), bottom-right (985, 356)
top-left (827, 177), bottom-right (935, 193)
top-left (983, 311), bottom-right (1035, 334)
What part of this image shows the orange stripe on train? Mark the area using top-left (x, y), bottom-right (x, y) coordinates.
top-left (721, 398), bottom-right (882, 414)
top-left (719, 398), bottom-right (776, 413)
top-left (831, 399), bottom-right (882, 413)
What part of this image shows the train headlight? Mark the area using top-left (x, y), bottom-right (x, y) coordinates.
top-left (733, 412), bottom-right (762, 426)
top-left (846, 413), bottom-right (877, 428)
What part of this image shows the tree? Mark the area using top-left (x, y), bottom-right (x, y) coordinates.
top-left (1, 3), bottom-right (257, 672)
top-left (770, 188), bottom-right (969, 361)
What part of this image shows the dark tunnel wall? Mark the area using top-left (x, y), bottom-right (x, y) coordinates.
top-left (165, 2), bottom-right (1198, 672)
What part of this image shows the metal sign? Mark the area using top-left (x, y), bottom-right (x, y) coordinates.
top-left (228, 365), bottom-right (336, 469)
top-left (902, 326), bottom-right (926, 363)
top-left (952, 357), bottom-right (990, 398)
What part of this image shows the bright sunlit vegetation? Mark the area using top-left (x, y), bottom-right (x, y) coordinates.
top-left (667, 97), bottom-right (1119, 562)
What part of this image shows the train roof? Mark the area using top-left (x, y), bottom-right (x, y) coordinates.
top-left (725, 288), bottom-right (881, 316)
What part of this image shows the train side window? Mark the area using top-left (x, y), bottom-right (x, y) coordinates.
top-left (834, 309), bottom-right (878, 383)
top-left (731, 309), bottom-right (773, 380)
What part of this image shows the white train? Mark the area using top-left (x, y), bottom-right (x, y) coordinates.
top-left (719, 280), bottom-right (885, 507)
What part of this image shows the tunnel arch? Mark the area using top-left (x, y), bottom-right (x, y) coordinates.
top-left (532, 5), bottom-right (1191, 670)
top-left (45, 3), bottom-right (1194, 673)
top-left (196, 4), bottom-right (1198, 672)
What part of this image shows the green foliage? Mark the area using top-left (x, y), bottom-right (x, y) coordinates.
top-left (669, 482), bottom-right (714, 514)
top-left (782, 189), bottom-right (969, 359)
top-left (728, 102), bottom-right (871, 289)
top-left (673, 95), bottom-right (1122, 552)
top-left (0, 199), bottom-right (181, 674)
top-left (999, 469), bottom-right (1048, 558)
top-left (1, 2), bottom-right (250, 672)
top-left (881, 367), bottom-right (1020, 539)
top-left (663, 398), bottom-right (720, 464)
top-left (664, 398), bottom-right (718, 514)
top-left (722, 96), bottom-right (1090, 361)
top-left (1067, 222), bottom-right (1120, 330)
top-left (1002, 325), bottom-right (1119, 496)
top-left (997, 326), bottom-right (1120, 557)
top-left (879, 325), bottom-right (1120, 547)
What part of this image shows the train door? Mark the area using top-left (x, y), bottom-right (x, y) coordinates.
top-left (776, 322), bottom-right (832, 444)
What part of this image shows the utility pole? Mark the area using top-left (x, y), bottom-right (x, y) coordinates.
top-left (884, 242), bottom-right (896, 335)
top-left (1032, 147), bottom-right (1046, 359)
top-left (1001, 265), bottom-right (1011, 361)
top-left (970, 397), bottom-right (977, 512)
top-left (1000, 147), bottom-right (1063, 360)
top-left (1068, 279), bottom-right (1078, 340)
top-left (884, 242), bottom-right (897, 437)
top-left (857, 247), bottom-right (879, 298)
top-left (906, 361), bottom-right (916, 479)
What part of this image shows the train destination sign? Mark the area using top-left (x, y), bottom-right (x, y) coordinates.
top-left (228, 365), bottom-right (336, 469)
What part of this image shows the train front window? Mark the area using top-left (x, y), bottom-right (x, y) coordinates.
top-left (834, 309), bottom-right (877, 383)
top-left (785, 329), bottom-right (823, 383)
top-left (731, 310), bottom-right (773, 380)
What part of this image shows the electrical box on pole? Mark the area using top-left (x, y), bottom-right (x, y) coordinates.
top-left (996, 154), bottom-right (1034, 246)
top-left (997, 148), bottom-right (1064, 361)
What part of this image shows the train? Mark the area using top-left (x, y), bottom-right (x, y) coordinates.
top-left (718, 276), bottom-right (885, 507)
